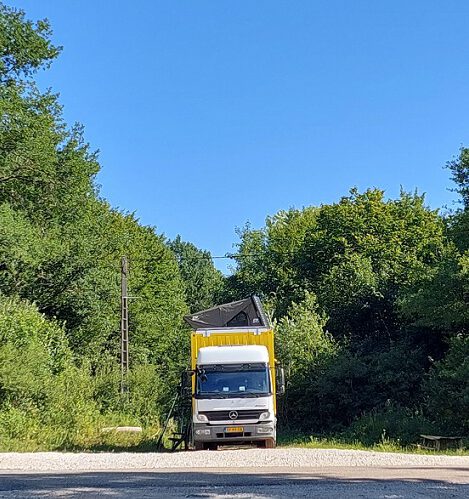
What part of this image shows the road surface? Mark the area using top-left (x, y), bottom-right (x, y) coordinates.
top-left (0, 449), bottom-right (468, 497)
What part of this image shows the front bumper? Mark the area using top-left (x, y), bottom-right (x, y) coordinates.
top-left (193, 422), bottom-right (276, 443)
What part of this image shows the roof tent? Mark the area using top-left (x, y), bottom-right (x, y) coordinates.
top-left (184, 295), bottom-right (270, 330)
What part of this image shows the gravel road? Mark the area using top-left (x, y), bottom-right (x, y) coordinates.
top-left (1, 448), bottom-right (468, 471)
top-left (0, 449), bottom-right (468, 498)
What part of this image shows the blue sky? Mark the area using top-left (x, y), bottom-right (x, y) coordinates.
top-left (6, 1), bottom-right (469, 273)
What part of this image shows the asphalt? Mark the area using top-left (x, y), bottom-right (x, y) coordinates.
top-left (1, 466), bottom-right (468, 498)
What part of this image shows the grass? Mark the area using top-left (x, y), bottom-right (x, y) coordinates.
top-left (1, 422), bottom-right (467, 455)
top-left (0, 425), bottom-right (166, 453)
top-left (278, 433), bottom-right (469, 456)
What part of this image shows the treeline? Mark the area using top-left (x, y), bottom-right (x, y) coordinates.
top-left (0, 4), bottom-right (222, 450)
top-left (226, 183), bottom-right (468, 443)
top-left (0, 5), bottom-right (467, 450)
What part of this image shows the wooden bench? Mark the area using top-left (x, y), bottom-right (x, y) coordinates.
top-left (420, 435), bottom-right (464, 451)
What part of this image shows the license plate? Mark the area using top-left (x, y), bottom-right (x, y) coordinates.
top-left (225, 426), bottom-right (244, 433)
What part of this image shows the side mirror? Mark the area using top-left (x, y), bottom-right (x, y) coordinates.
top-left (276, 365), bottom-right (285, 396)
top-left (180, 370), bottom-right (194, 399)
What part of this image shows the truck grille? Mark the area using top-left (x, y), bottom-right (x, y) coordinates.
top-left (201, 410), bottom-right (264, 421)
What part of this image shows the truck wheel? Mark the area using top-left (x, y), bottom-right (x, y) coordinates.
top-left (194, 442), bottom-right (204, 451)
top-left (257, 438), bottom-right (276, 449)
top-left (265, 438), bottom-right (276, 449)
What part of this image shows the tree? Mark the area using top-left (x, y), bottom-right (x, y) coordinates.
top-left (168, 235), bottom-right (223, 313)
top-left (0, 4), bottom-right (60, 82)
top-left (424, 335), bottom-right (469, 434)
top-left (225, 189), bottom-right (451, 433)
top-left (274, 292), bottom-right (337, 427)
top-left (231, 189), bottom-right (446, 341)
top-left (399, 248), bottom-right (469, 335)
top-left (447, 147), bottom-right (469, 210)
top-left (0, 3), bottom-right (190, 442)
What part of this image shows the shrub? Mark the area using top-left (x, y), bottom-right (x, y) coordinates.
top-left (274, 293), bottom-right (338, 427)
top-left (0, 295), bottom-right (101, 449)
top-left (0, 294), bottom-right (71, 373)
top-left (424, 335), bottom-right (469, 435)
top-left (343, 405), bottom-right (436, 446)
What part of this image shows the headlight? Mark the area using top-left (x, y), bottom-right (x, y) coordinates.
top-left (259, 411), bottom-right (272, 421)
top-left (196, 414), bottom-right (208, 422)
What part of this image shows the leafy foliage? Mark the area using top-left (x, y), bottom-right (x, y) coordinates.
top-left (343, 404), bottom-right (437, 446)
top-left (168, 235), bottom-right (223, 313)
top-left (274, 292), bottom-right (337, 427)
top-left (424, 335), bottom-right (469, 434)
top-left (399, 248), bottom-right (469, 334)
top-left (0, 4), bottom-right (191, 449)
top-left (447, 147), bottom-right (469, 209)
top-left (0, 3), bottom-right (60, 82)
top-left (229, 187), bottom-right (466, 440)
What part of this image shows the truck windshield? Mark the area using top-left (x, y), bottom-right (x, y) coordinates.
top-left (196, 365), bottom-right (270, 397)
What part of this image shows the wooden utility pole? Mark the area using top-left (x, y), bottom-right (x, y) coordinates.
top-left (120, 256), bottom-right (129, 394)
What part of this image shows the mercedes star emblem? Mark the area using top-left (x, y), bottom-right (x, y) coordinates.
top-left (229, 411), bottom-right (238, 420)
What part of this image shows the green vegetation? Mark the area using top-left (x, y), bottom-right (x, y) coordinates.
top-left (229, 185), bottom-right (468, 443)
top-left (0, 3), bottom-right (467, 451)
top-left (0, 4), bottom-right (197, 450)
top-left (278, 434), bottom-right (469, 455)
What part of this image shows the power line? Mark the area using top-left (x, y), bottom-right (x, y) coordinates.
top-left (178, 252), bottom-right (268, 261)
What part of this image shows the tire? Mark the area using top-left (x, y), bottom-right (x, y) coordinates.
top-left (194, 442), bottom-right (204, 451)
top-left (265, 438), bottom-right (276, 448)
top-left (257, 438), bottom-right (276, 449)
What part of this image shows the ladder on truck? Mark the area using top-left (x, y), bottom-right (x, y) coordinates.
top-left (156, 388), bottom-right (191, 451)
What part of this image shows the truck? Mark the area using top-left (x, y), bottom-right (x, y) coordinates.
top-left (182, 296), bottom-right (285, 450)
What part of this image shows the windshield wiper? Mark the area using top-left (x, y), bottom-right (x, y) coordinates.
top-left (197, 393), bottom-right (231, 398)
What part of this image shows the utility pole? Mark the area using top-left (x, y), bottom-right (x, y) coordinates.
top-left (120, 256), bottom-right (129, 394)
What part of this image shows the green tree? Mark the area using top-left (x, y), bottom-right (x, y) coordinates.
top-left (168, 235), bottom-right (224, 312)
top-left (0, 4), bottom-right (60, 82)
top-left (231, 189), bottom-right (446, 340)
top-left (274, 292), bottom-right (337, 427)
top-left (227, 189), bottom-right (450, 432)
top-left (0, 3), bottom-right (190, 441)
top-left (399, 248), bottom-right (469, 335)
top-left (447, 147), bottom-right (469, 210)
top-left (424, 335), bottom-right (469, 434)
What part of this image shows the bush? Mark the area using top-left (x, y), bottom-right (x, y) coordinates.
top-left (274, 293), bottom-right (338, 427)
top-left (279, 336), bottom-right (428, 433)
top-left (0, 295), bottom-right (101, 450)
top-left (0, 295), bottom-right (72, 413)
top-left (424, 335), bottom-right (469, 435)
top-left (42, 365), bottom-right (101, 448)
top-left (0, 294), bottom-right (71, 373)
top-left (343, 405), bottom-right (436, 446)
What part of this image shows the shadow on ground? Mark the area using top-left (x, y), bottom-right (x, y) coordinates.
top-left (1, 469), bottom-right (469, 498)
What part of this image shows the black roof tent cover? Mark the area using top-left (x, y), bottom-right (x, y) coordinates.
top-left (184, 295), bottom-right (270, 330)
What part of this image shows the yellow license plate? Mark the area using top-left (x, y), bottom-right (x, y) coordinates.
top-left (225, 426), bottom-right (244, 433)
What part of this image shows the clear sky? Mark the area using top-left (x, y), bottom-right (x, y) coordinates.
top-left (6, 0), bottom-right (469, 273)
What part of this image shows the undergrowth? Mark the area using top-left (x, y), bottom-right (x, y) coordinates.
top-left (278, 432), bottom-right (469, 456)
